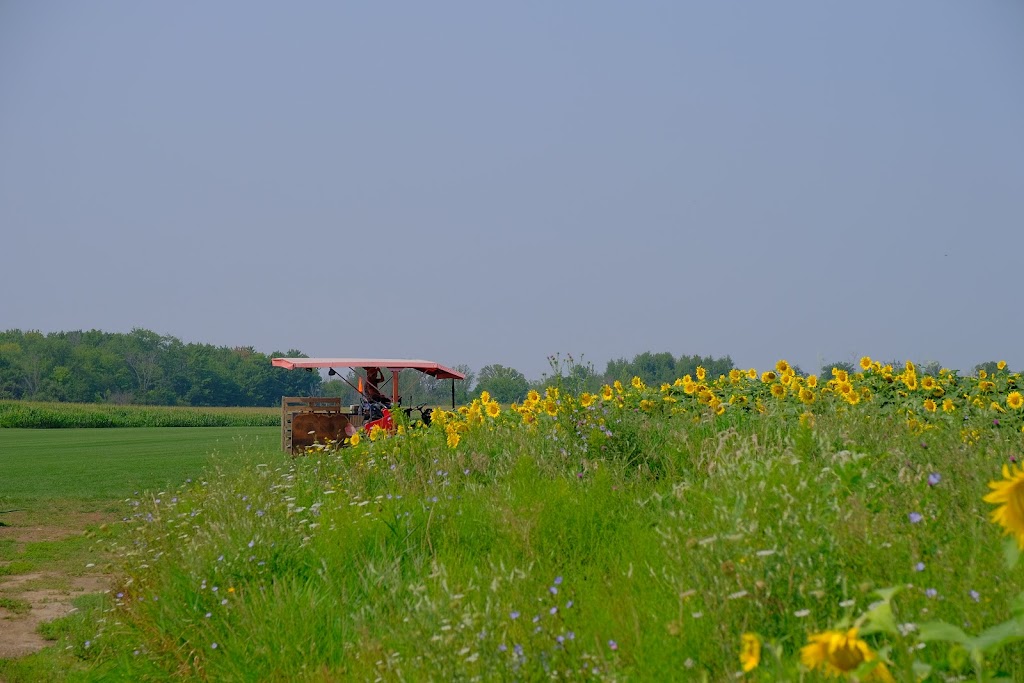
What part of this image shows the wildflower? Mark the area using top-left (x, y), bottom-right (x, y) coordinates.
top-left (608, 640), bottom-right (618, 651)
top-left (915, 562), bottom-right (925, 572)
top-left (984, 464), bottom-right (1024, 548)
top-left (928, 473), bottom-right (940, 487)
top-left (510, 611), bottom-right (520, 620)
top-left (801, 628), bottom-right (893, 681)
top-left (740, 633), bottom-right (761, 672)
top-left (908, 512), bottom-right (923, 524)
top-left (348, 433), bottom-right (361, 447)
top-left (970, 590), bottom-right (980, 602)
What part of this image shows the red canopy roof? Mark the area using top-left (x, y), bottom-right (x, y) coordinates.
top-left (271, 357), bottom-right (465, 380)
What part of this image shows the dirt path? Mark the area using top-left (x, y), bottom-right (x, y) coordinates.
top-left (0, 512), bottom-right (115, 659)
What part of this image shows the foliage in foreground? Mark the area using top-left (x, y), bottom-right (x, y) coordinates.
top-left (0, 401), bottom-right (278, 429)
top-left (59, 359), bottom-right (1024, 680)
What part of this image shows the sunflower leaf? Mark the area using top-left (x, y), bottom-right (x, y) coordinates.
top-left (917, 621), bottom-right (971, 645)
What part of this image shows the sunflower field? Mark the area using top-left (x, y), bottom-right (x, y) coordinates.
top-left (70, 358), bottom-right (1024, 681)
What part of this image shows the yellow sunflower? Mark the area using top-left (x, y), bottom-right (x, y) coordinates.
top-left (479, 390), bottom-right (491, 404)
top-left (923, 399), bottom-right (937, 413)
top-left (631, 376), bottom-right (644, 389)
top-left (921, 376), bottom-right (936, 390)
top-left (696, 366), bottom-right (707, 381)
top-left (761, 371), bottom-right (777, 383)
top-left (806, 374), bottom-right (818, 388)
top-left (446, 429), bottom-right (461, 449)
top-left (601, 385), bottom-right (613, 401)
top-left (859, 356), bottom-right (873, 370)
top-left (527, 389), bottom-right (541, 404)
top-left (984, 465), bottom-right (1024, 548)
top-left (544, 398), bottom-right (558, 417)
top-left (776, 359), bottom-right (790, 374)
top-left (580, 392), bottom-right (595, 408)
top-left (771, 383), bottom-right (786, 399)
top-left (1008, 392), bottom-right (1024, 410)
top-left (801, 628), bottom-right (893, 682)
top-left (740, 633), bottom-right (761, 672)
top-left (942, 399), bottom-right (956, 413)
top-left (348, 432), bottom-right (361, 447)
top-left (747, 368), bottom-right (758, 379)
top-left (998, 360), bottom-right (1008, 371)
top-left (799, 388), bottom-right (816, 405)
top-left (485, 401), bottom-right (501, 418)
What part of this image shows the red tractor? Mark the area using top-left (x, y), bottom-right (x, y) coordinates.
top-left (271, 357), bottom-right (465, 453)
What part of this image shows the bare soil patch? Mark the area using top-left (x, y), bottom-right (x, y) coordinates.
top-left (0, 511), bottom-right (117, 659)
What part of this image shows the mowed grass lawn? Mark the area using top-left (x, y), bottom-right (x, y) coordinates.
top-left (0, 427), bottom-right (281, 504)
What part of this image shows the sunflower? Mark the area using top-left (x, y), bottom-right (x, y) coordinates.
top-left (834, 369), bottom-right (849, 384)
top-left (696, 366), bottom-right (707, 381)
top-left (923, 399), bottom-right (937, 413)
top-left (801, 628), bottom-right (893, 682)
top-left (580, 392), bottom-right (595, 408)
top-left (729, 369), bottom-right (742, 383)
top-left (631, 376), bottom-right (645, 389)
top-left (807, 374), bottom-right (818, 388)
top-left (980, 381), bottom-right (996, 393)
top-left (601, 385), bottom-right (613, 401)
top-left (844, 391), bottom-right (861, 406)
top-left (543, 398), bottom-right (558, 417)
top-left (369, 424), bottom-right (386, 441)
top-left (739, 633), bottom-right (761, 672)
top-left (859, 356), bottom-right (872, 370)
top-left (903, 373), bottom-right (918, 391)
top-left (905, 360), bottom-right (916, 373)
top-left (613, 380), bottom-right (624, 393)
top-left (979, 369), bottom-right (988, 379)
top-left (761, 371), bottom-right (777, 383)
top-left (776, 359), bottom-right (790, 374)
top-left (984, 465), bottom-right (1024, 548)
top-left (921, 376), bottom-right (936, 390)
top-left (479, 390), bottom-right (491, 404)
top-left (485, 401), bottom-right (501, 418)
top-left (799, 388), bottom-right (816, 405)
top-left (771, 384), bottom-right (786, 399)
top-left (998, 360), bottom-right (1008, 371)
top-left (640, 399), bottom-right (655, 412)
top-left (942, 399), bottom-right (956, 413)
top-left (527, 389), bottom-right (541, 404)
top-left (747, 368), bottom-right (758, 379)
top-left (1008, 392), bottom-right (1024, 410)
top-left (348, 432), bottom-right (361, 447)
top-left (446, 429), bottom-right (461, 449)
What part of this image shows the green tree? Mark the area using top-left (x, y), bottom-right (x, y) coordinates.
top-left (475, 364), bottom-right (529, 403)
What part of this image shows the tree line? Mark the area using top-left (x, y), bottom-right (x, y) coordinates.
top-left (0, 329), bottom-right (316, 406)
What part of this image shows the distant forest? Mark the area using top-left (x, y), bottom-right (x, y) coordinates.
top-left (0, 329), bottom-right (742, 408)
top-left (0, 329), bottom-right (317, 406)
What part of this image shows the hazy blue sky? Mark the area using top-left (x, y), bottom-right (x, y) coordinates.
top-left (2, 2), bottom-right (1022, 380)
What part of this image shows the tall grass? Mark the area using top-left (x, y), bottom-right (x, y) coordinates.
top-left (0, 400), bottom-right (278, 428)
top-left (62, 400), bottom-right (1024, 680)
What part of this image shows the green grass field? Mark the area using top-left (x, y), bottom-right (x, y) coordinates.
top-left (0, 427), bottom-right (280, 503)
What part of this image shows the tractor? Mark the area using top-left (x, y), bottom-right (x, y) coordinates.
top-left (271, 357), bottom-right (465, 453)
